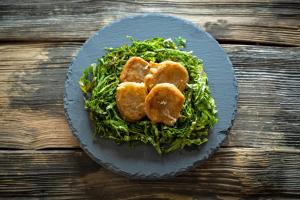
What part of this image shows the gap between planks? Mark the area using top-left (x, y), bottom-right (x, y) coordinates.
top-left (0, 39), bottom-right (297, 47)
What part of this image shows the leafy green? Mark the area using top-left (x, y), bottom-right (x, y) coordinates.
top-left (174, 36), bottom-right (186, 48)
top-left (79, 37), bottom-right (218, 154)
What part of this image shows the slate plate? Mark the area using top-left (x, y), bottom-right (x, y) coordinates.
top-left (64, 14), bottom-right (238, 179)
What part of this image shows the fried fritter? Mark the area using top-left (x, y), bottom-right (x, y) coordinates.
top-left (120, 57), bottom-right (149, 82)
top-left (149, 61), bottom-right (159, 68)
top-left (145, 83), bottom-right (185, 126)
top-left (116, 82), bottom-right (147, 122)
top-left (144, 61), bottom-right (189, 91)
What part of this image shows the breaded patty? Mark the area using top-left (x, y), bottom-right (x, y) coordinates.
top-left (116, 82), bottom-right (148, 122)
top-left (120, 57), bottom-right (149, 83)
top-left (145, 83), bottom-right (185, 126)
top-left (144, 61), bottom-right (189, 92)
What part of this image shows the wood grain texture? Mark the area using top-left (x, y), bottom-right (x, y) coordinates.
top-left (1, 0), bottom-right (299, 198)
top-left (0, 43), bottom-right (80, 149)
top-left (0, 148), bottom-right (299, 199)
top-left (0, 43), bottom-right (299, 150)
top-left (0, 0), bottom-right (299, 45)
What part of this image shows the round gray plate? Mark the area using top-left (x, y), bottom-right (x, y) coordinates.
top-left (64, 14), bottom-right (237, 179)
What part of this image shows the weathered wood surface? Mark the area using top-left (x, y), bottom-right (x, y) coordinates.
top-left (1, 0), bottom-right (300, 198)
top-left (0, 43), bottom-right (299, 150)
top-left (0, 148), bottom-right (299, 199)
top-left (0, 0), bottom-right (299, 46)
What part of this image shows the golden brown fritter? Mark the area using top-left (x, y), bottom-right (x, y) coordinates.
top-left (145, 83), bottom-right (185, 126)
top-left (148, 61), bottom-right (159, 74)
top-left (149, 61), bottom-right (159, 68)
top-left (116, 82), bottom-right (148, 122)
top-left (144, 61), bottom-right (189, 92)
top-left (120, 57), bottom-right (149, 83)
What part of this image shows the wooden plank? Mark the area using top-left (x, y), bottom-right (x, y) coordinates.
top-left (0, 43), bottom-right (299, 150)
top-left (223, 45), bottom-right (300, 149)
top-left (0, 0), bottom-right (299, 45)
top-left (0, 43), bottom-right (80, 149)
top-left (0, 148), bottom-right (299, 198)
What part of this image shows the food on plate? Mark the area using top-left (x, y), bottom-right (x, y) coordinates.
top-left (144, 61), bottom-right (189, 92)
top-left (79, 37), bottom-right (218, 154)
top-left (149, 61), bottom-right (159, 68)
top-left (116, 82), bottom-right (147, 122)
top-left (145, 83), bottom-right (185, 126)
top-left (120, 57), bottom-right (150, 82)
top-left (117, 58), bottom-right (187, 126)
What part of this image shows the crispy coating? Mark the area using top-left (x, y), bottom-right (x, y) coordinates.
top-left (149, 61), bottom-right (159, 74)
top-left (120, 57), bottom-right (149, 82)
top-left (149, 61), bottom-right (159, 68)
top-left (144, 61), bottom-right (189, 92)
top-left (145, 83), bottom-right (185, 126)
top-left (116, 82), bottom-right (148, 122)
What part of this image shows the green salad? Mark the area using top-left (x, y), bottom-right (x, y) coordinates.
top-left (79, 37), bottom-right (218, 154)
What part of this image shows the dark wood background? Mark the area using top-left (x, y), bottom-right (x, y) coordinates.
top-left (0, 0), bottom-right (299, 199)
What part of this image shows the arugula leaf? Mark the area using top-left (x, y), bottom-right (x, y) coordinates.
top-left (174, 36), bottom-right (186, 48)
top-left (79, 37), bottom-right (218, 154)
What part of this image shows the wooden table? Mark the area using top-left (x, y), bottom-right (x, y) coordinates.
top-left (1, 1), bottom-right (299, 199)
